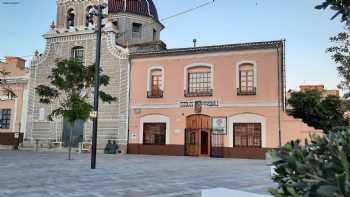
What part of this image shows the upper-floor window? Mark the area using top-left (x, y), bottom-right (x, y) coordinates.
top-left (67, 9), bottom-right (75, 29)
top-left (86, 6), bottom-right (94, 27)
top-left (132, 23), bottom-right (142, 40)
top-left (0, 109), bottom-right (11, 129)
top-left (237, 63), bottom-right (256, 95)
top-left (71, 47), bottom-right (84, 64)
top-left (153, 29), bottom-right (157, 41)
top-left (147, 68), bottom-right (163, 98)
top-left (185, 66), bottom-right (213, 97)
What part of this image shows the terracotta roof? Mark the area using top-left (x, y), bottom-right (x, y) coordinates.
top-left (130, 40), bottom-right (284, 58)
top-left (108, 0), bottom-right (159, 20)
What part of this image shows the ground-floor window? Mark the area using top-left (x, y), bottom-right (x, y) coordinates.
top-left (233, 123), bottom-right (261, 147)
top-left (143, 123), bottom-right (166, 145)
top-left (0, 109), bottom-right (11, 129)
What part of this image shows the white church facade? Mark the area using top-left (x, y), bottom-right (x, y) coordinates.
top-left (27, 0), bottom-right (164, 152)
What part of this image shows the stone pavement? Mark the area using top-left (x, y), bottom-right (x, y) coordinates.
top-left (0, 151), bottom-right (275, 197)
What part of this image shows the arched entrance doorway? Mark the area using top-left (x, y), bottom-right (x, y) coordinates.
top-left (185, 114), bottom-right (211, 156)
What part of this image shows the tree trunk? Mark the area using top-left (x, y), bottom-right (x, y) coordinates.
top-left (68, 121), bottom-right (74, 160)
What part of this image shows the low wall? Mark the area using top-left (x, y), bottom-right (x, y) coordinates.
top-left (128, 144), bottom-right (268, 159)
top-left (0, 132), bottom-right (23, 146)
top-left (222, 147), bottom-right (269, 160)
top-left (128, 144), bottom-right (185, 156)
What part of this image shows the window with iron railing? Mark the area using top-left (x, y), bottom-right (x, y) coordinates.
top-left (185, 72), bottom-right (213, 97)
top-left (233, 123), bottom-right (261, 148)
top-left (238, 65), bottom-right (256, 95)
top-left (147, 73), bottom-right (163, 98)
top-left (143, 123), bottom-right (166, 145)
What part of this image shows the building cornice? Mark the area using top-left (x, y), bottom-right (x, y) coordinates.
top-left (130, 40), bottom-right (283, 59)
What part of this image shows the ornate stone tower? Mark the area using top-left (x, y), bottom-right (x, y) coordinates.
top-left (27, 0), bottom-right (157, 152)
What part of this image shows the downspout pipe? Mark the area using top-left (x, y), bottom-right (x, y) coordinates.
top-left (127, 50), bottom-right (132, 154)
top-left (277, 41), bottom-right (282, 148)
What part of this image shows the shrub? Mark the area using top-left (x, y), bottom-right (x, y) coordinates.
top-left (269, 130), bottom-right (350, 197)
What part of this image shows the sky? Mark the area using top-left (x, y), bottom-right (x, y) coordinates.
top-left (0, 0), bottom-right (346, 90)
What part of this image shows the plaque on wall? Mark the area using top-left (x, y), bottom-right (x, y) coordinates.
top-left (134, 108), bottom-right (142, 114)
top-left (212, 117), bottom-right (227, 135)
top-left (194, 101), bottom-right (202, 113)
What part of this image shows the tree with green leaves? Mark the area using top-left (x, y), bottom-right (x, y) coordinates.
top-left (0, 69), bottom-right (17, 99)
top-left (326, 30), bottom-right (350, 97)
top-left (316, 1), bottom-right (350, 96)
top-left (35, 59), bottom-right (116, 159)
top-left (316, 0), bottom-right (350, 24)
top-left (270, 129), bottom-right (350, 197)
top-left (288, 91), bottom-right (347, 131)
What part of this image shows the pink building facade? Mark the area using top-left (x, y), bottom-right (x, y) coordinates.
top-left (0, 57), bottom-right (29, 146)
top-left (128, 41), bottom-right (319, 159)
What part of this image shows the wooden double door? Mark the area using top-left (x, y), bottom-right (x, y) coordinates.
top-left (185, 114), bottom-right (211, 156)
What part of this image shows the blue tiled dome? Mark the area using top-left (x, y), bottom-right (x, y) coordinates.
top-left (109, 0), bottom-right (159, 20)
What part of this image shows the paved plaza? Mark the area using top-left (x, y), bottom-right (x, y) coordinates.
top-left (0, 151), bottom-right (275, 197)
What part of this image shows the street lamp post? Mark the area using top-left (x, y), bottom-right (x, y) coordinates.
top-left (91, 4), bottom-right (105, 169)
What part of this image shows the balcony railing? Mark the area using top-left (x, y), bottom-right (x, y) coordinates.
top-left (147, 90), bottom-right (164, 98)
top-left (184, 89), bottom-right (213, 97)
top-left (237, 87), bottom-right (257, 96)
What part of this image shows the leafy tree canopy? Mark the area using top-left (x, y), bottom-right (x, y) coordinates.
top-left (327, 30), bottom-right (350, 96)
top-left (0, 69), bottom-right (16, 98)
top-left (288, 91), bottom-right (347, 131)
top-left (270, 129), bottom-right (350, 197)
top-left (35, 59), bottom-right (116, 123)
top-left (316, 0), bottom-right (350, 24)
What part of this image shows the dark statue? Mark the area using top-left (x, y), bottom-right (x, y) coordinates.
top-left (104, 140), bottom-right (118, 154)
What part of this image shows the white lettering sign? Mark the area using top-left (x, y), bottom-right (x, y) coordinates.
top-left (179, 100), bottom-right (219, 108)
